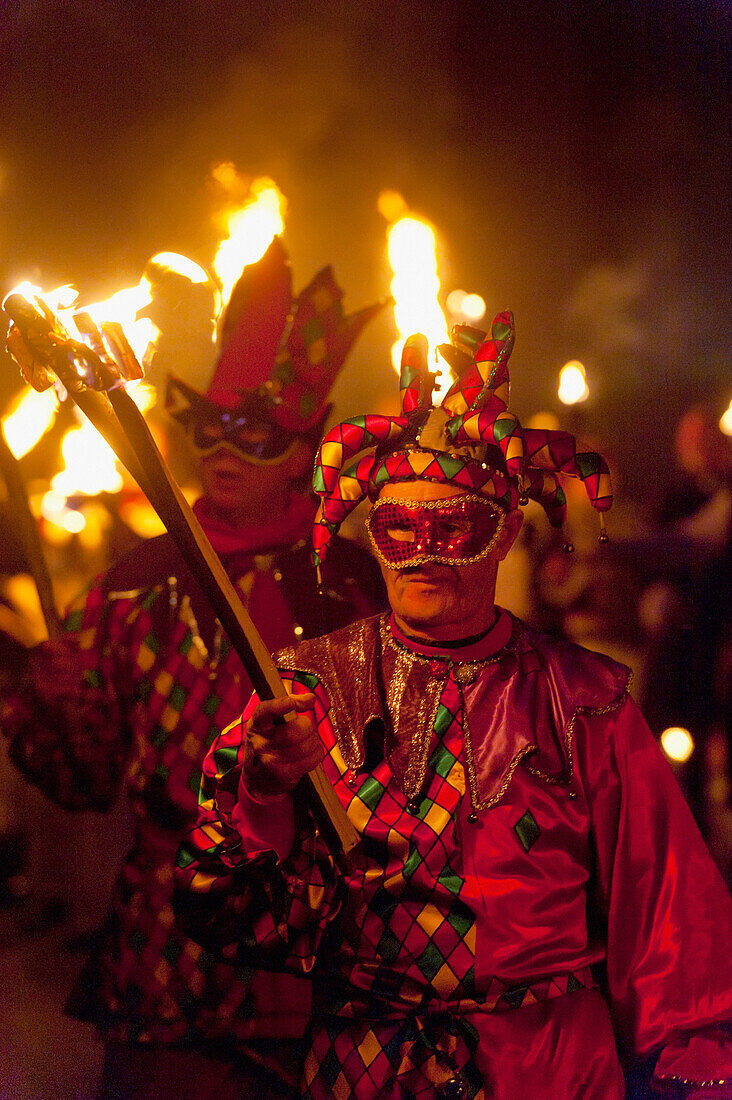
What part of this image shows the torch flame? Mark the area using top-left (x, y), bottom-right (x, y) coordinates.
top-left (2, 386), bottom-right (60, 458)
top-left (380, 192), bottom-right (450, 397)
top-left (212, 174), bottom-right (286, 311)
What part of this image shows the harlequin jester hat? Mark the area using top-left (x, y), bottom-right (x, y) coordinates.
top-left (165, 236), bottom-right (387, 441)
top-left (312, 310), bottom-right (612, 573)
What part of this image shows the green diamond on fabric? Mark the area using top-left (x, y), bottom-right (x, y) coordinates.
top-left (169, 684), bottom-right (187, 712)
top-left (273, 359), bottom-right (295, 385)
top-left (84, 669), bottom-right (101, 689)
top-left (436, 454), bottom-right (463, 478)
top-left (376, 928), bottom-right (401, 961)
top-left (433, 703), bottom-right (455, 738)
top-left (129, 930), bottom-right (147, 952)
top-left (320, 1048), bottom-right (343, 1089)
top-left (358, 775), bottom-right (386, 811)
top-left (492, 417), bottom-right (515, 442)
top-left (176, 845), bottom-right (196, 870)
top-left (150, 725), bottom-right (167, 749)
top-left (64, 610), bottom-right (83, 632)
top-left (417, 942), bottom-right (445, 982)
top-left (301, 317), bottom-right (324, 345)
top-left (214, 742), bottom-right (239, 774)
top-left (294, 671), bottom-right (319, 692)
top-left (437, 866), bottom-right (463, 896)
top-left (567, 972), bottom-right (583, 993)
top-left (142, 589), bottom-right (159, 611)
top-left (138, 677), bottom-right (152, 703)
top-left (503, 985), bottom-right (528, 1009)
top-left (162, 940), bottom-right (182, 965)
top-left (313, 466), bottom-right (327, 493)
top-left (155, 763), bottom-right (170, 779)
top-left (403, 844), bottom-right (422, 880)
top-left (514, 808), bottom-right (541, 852)
top-left (143, 632), bottom-right (159, 655)
top-left (199, 950), bottom-right (215, 974)
top-left (188, 768), bottom-right (202, 796)
top-left (204, 694), bottom-right (221, 717)
top-left (374, 463), bottom-right (392, 486)
top-left (446, 905), bottom-right (474, 939)
top-left (179, 631), bottom-right (193, 656)
top-left (430, 743), bottom-right (458, 779)
top-left (300, 392), bottom-right (317, 419)
top-left (575, 452), bottom-right (602, 478)
top-left (206, 725), bottom-right (219, 748)
top-left (493, 321), bottom-right (511, 343)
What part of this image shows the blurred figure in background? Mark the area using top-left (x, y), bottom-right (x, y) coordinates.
top-left (0, 238), bottom-right (387, 1100)
top-left (639, 402), bottom-right (732, 879)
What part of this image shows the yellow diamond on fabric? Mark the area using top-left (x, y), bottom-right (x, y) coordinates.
top-left (137, 644), bottom-right (156, 672)
top-left (348, 797), bottom-right (372, 832)
top-left (340, 474), bottom-right (367, 501)
top-left (407, 450), bottom-right (435, 475)
top-left (415, 903), bottom-right (442, 936)
top-left (308, 337), bottom-right (326, 364)
top-left (161, 705), bottom-right (180, 732)
top-left (79, 628), bottom-right (95, 651)
top-left (312, 286), bottom-right (334, 312)
top-left (320, 439), bottom-right (345, 471)
top-left (423, 800), bottom-right (451, 834)
top-left (433, 961), bottom-right (461, 997)
top-left (446, 760), bottom-right (466, 794)
top-left (358, 1028), bottom-right (382, 1068)
top-left (155, 959), bottom-right (171, 985)
top-left (332, 1071), bottom-right (351, 1100)
top-left (182, 731), bottom-right (198, 758)
top-left (155, 670), bottom-right (174, 698)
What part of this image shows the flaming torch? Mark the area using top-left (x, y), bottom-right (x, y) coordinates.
top-left (212, 169), bottom-right (286, 314)
top-left (378, 190), bottom-right (451, 397)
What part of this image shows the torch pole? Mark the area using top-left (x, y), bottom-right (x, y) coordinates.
top-left (0, 429), bottom-right (62, 640)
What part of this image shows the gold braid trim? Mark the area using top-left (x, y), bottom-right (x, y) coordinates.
top-left (525, 667), bottom-right (633, 788)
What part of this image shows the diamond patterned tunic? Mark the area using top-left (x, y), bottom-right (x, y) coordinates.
top-left (1, 528), bottom-right (384, 1049)
top-left (176, 613), bottom-right (732, 1098)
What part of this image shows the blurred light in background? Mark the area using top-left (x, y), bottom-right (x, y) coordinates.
top-left (660, 726), bottom-right (695, 764)
top-left (379, 190), bottom-right (450, 396)
top-left (446, 289), bottom-right (486, 325)
top-left (558, 360), bottom-right (590, 405)
top-left (720, 398), bottom-right (732, 436)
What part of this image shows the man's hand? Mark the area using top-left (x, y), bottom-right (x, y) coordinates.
top-left (241, 693), bottom-right (322, 800)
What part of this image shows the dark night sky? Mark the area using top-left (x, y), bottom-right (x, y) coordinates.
top-left (0, 0), bottom-right (729, 511)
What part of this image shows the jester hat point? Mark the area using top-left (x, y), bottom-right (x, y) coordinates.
top-left (166, 236), bottom-right (388, 454)
top-left (312, 311), bottom-right (612, 571)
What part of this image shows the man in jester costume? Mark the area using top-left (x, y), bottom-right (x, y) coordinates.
top-left (1, 238), bottom-right (386, 1099)
top-left (175, 314), bottom-right (732, 1098)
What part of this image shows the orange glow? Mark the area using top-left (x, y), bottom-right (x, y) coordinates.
top-left (380, 193), bottom-right (450, 397)
top-left (446, 289), bottom-right (486, 324)
top-left (720, 398), bottom-right (732, 437)
top-left (661, 726), bottom-right (695, 764)
top-left (212, 175), bottom-right (286, 310)
top-left (558, 360), bottom-right (590, 405)
top-left (2, 386), bottom-right (60, 458)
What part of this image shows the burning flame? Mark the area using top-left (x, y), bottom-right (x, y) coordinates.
top-left (379, 191), bottom-right (450, 396)
top-left (558, 360), bottom-right (590, 405)
top-left (212, 173), bottom-right (286, 311)
top-left (2, 386), bottom-right (60, 458)
top-left (148, 252), bottom-right (210, 284)
top-left (720, 398), bottom-right (732, 437)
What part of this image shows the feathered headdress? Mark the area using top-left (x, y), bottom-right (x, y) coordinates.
top-left (312, 310), bottom-right (612, 575)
